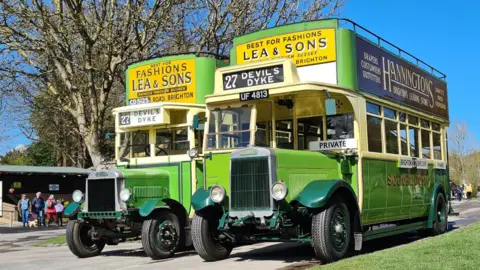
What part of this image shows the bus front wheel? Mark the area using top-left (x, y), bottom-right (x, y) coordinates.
top-left (311, 197), bottom-right (352, 263)
top-left (191, 212), bottom-right (233, 262)
top-left (66, 220), bottom-right (106, 258)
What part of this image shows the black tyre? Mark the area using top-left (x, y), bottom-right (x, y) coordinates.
top-left (142, 211), bottom-right (183, 260)
top-left (432, 192), bottom-right (448, 235)
top-left (311, 197), bottom-right (351, 263)
top-left (191, 213), bottom-right (233, 262)
top-left (66, 220), bottom-right (106, 258)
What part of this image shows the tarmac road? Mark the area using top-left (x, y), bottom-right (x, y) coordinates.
top-left (0, 199), bottom-right (479, 270)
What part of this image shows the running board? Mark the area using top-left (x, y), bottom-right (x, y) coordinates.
top-left (362, 221), bottom-right (426, 242)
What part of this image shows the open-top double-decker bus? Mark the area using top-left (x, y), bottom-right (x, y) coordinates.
top-left (65, 55), bottom-right (228, 259)
top-left (190, 19), bottom-right (451, 263)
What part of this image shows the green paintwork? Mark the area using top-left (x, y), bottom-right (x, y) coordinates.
top-left (274, 149), bottom-right (358, 201)
top-left (64, 201), bottom-right (81, 217)
top-left (292, 180), bottom-right (357, 208)
top-left (231, 20), bottom-right (338, 65)
top-left (125, 55), bottom-right (228, 105)
top-left (362, 159), bottom-right (448, 225)
top-left (363, 221), bottom-right (427, 241)
top-left (204, 153), bottom-right (231, 192)
top-left (191, 187), bottom-right (214, 211)
top-left (139, 198), bottom-right (167, 217)
top-left (336, 29), bottom-right (358, 90)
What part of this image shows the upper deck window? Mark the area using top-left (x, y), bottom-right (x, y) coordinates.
top-left (367, 102), bottom-right (380, 115)
top-left (383, 107), bottom-right (396, 120)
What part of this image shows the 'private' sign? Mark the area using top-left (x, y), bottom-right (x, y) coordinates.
top-left (309, 139), bottom-right (357, 151)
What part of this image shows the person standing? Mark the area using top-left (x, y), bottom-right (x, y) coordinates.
top-left (31, 192), bottom-right (45, 226)
top-left (466, 184), bottom-right (472, 200)
top-left (17, 194), bottom-right (30, 227)
top-left (55, 199), bottom-right (64, 226)
top-left (45, 195), bottom-right (57, 227)
top-left (455, 187), bottom-right (462, 201)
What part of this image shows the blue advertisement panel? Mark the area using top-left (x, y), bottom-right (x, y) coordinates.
top-left (356, 37), bottom-right (448, 119)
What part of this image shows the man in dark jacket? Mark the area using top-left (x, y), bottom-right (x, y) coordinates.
top-left (31, 192), bottom-right (45, 226)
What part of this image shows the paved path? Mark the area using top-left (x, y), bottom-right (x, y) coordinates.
top-left (0, 200), bottom-right (479, 270)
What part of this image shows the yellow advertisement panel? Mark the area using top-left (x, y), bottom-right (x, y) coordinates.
top-left (128, 59), bottom-right (196, 105)
top-left (236, 29), bottom-right (336, 67)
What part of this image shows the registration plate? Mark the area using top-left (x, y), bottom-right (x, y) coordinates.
top-left (239, 89), bottom-right (269, 101)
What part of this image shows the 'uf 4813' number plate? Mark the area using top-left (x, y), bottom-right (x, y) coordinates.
top-left (239, 90), bottom-right (269, 101)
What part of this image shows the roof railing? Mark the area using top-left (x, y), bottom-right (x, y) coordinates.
top-left (336, 18), bottom-right (446, 81)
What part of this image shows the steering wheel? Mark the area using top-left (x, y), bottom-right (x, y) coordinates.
top-left (144, 145), bottom-right (169, 156)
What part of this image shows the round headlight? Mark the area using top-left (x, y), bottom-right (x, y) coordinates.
top-left (119, 188), bottom-right (132, 202)
top-left (72, 190), bottom-right (84, 203)
top-left (271, 182), bottom-right (288, 201)
top-left (210, 185), bottom-right (226, 203)
top-left (187, 148), bottom-right (198, 158)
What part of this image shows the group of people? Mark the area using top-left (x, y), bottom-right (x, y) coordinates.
top-left (17, 192), bottom-right (65, 227)
top-left (453, 183), bottom-right (480, 201)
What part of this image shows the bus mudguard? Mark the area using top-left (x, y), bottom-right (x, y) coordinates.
top-left (427, 182), bottom-right (446, 228)
top-left (191, 187), bottom-right (215, 211)
top-left (292, 179), bottom-right (358, 209)
top-left (139, 198), bottom-right (168, 217)
top-left (64, 201), bottom-right (82, 218)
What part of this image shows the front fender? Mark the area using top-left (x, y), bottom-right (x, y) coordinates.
top-left (427, 182), bottom-right (445, 228)
top-left (64, 201), bottom-right (82, 218)
top-left (191, 187), bottom-right (214, 211)
top-left (292, 180), bottom-right (356, 208)
top-left (139, 199), bottom-right (168, 217)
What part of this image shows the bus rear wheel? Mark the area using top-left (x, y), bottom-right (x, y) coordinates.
top-left (311, 197), bottom-right (351, 263)
top-left (142, 211), bottom-right (183, 260)
top-left (191, 212), bottom-right (233, 262)
top-left (66, 220), bottom-right (106, 258)
top-left (431, 192), bottom-right (448, 235)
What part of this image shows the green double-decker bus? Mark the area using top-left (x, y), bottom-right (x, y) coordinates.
top-left (190, 19), bottom-right (451, 263)
top-left (65, 55), bottom-right (228, 259)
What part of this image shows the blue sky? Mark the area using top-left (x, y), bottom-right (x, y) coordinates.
top-left (1, 0), bottom-right (478, 154)
top-left (342, 0), bottom-right (480, 142)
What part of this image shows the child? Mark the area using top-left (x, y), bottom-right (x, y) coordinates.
top-left (54, 199), bottom-right (64, 226)
top-left (45, 195), bottom-right (57, 227)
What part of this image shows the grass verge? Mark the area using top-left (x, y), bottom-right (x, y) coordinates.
top-left (32, 235), bottom-right (66, 247)
top-left (315, 222), bottom-right (480, 269)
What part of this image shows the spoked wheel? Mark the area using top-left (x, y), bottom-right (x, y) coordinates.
top-left (191, 213), bottom-right (233, 262)
top-left (142, 211), bottom-right (183, 260)
top-left (311, 197), bottom-right (351, 263)
top-left (66, 220), bottom-right (106, 258)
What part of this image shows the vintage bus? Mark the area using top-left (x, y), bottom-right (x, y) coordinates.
top-left (65, 55), bottom-right (228, 259)
top-left (190, 19), bottom-right (451, 263)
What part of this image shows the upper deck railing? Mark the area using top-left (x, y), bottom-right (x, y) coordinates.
top-left (337, 18), bottom-right (446, 81)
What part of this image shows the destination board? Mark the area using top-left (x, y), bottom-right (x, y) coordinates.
top-left (119, 108), bottom-right (166, 128)
top-left (356, 37), bottom-right (448, 119)
top-left (398, 157), bottom-right (428, 170)
top-left (127, 59), bottom-right (196, 105)
top-left (223, 65), bottom-right (284, 90)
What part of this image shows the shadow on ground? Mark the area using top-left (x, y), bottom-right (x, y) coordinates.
top-left (100, 245), bottom-right (197, 263)
top-left (0, 225), bottom-right (65, 234)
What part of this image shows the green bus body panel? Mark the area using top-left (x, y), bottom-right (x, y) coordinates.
top-left (64, 201), bottom-right (81, 217)
top-left (274, 149), bottom-right (358, 201)
top-left (125, 55), bottom-right (227, 105)
top-left (191, 187), bottom-right (214, 211)
top-left (292, 179), bottom-right (357, 209)
top-left (231, 20), bottom-right (338, 65)
top-left (336, 29), bottom-right (358, 90)
top-left (362, 158), bottom-right (448, 225)
top-left (139, 198), bottom-right (167, 217)
top-left (205, 153), bottom-right (231, 192)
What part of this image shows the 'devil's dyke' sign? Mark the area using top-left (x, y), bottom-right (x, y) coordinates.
top-left (127, 59), bottom-right (196, 105)
top-left (222, 64), bottom-right (284, 90)
top-left (355, 37), bottom-right (448, 119)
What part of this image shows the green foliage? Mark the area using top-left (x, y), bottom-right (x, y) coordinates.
top-left (315, 222), bottom-right (480, 269)
top-left (0, 141), bottom-right (56, 166)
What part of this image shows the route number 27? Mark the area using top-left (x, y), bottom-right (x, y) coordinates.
top-left (224, 74), bottom-right (238, 90)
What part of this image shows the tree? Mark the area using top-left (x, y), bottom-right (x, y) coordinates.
top-left (448, 121), bottom-right (478, 186)
top-left (0, 0), bottom-right (346, 168)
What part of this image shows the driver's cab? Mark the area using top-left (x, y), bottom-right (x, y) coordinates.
top-left (113, 102), bottom-right (206, 165)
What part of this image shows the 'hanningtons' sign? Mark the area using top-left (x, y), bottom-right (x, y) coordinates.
top-left (356, 37), bottom-right (448, 119)
top-left (235, 29), bottom-right (337, 84)
top-left (127, 59), bottom-right (196, 105)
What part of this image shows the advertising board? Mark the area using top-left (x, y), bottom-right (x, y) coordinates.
top-left (355, 36), bottom-right (448, 119)
top-left (127, 59), bottom-right (196, 105)
top-left (235, 29), bottom-right (337, 84)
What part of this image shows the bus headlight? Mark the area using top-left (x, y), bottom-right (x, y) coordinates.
top-left (119, 188), bottom-right (132, 202)
top-left (187, 147), bottom-right (198, 158)
top-left (72, 190), bottom-right (84, 203)
top-left (210, 185), bottom-right (226, 203)
top-left (271, 181), bottom-right (288, 201)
